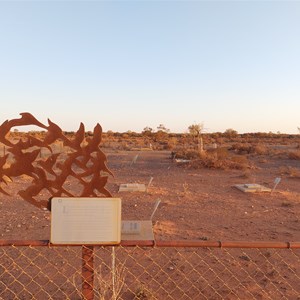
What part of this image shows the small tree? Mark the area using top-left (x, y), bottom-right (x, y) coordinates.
top-left (157, 124), bottom-right (170, 133)
top-left (188, 123), bottom-right (204, 153)
top-left (224, 128), bottom-right (238, 138)
top-left (155, 124), bottom-right (169, 142)
top-left (142, 126), bottom-right (153, 137)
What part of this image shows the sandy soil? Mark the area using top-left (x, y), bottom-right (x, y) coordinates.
top-left (1, 150), bottom-right (299, 243)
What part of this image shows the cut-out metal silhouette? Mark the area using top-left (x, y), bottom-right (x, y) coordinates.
top-left (0, 112), bottom-right (113, 209)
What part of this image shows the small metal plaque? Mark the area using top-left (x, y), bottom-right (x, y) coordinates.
top-left (121, 221), bottom-right (142, 235)
top-left (121, 220), bottom-right (154, 240)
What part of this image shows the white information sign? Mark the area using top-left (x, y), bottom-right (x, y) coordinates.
top-left (51, 197), bottom-right (121, 244)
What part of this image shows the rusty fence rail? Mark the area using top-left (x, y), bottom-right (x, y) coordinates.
top-left (1, 240), bottom-right (300, 299)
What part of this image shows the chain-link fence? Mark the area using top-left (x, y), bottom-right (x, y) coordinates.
top-left (1, 240), bottom-right (300, 300)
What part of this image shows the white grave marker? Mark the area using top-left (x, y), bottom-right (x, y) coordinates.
top-left (150, 199), bottom-right (161, 220)
top-left (271, 177), bottom-right (281, 194)
top-left (130, 154), bottom-right (139, 166)
top-left (146, 176), bottom-right (154, 192)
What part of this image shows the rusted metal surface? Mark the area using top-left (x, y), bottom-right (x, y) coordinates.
top-left (1, 239), bottom-right (300, 249)
top-left (0, 112), bottom-right (113, 209)
top-left (155, 240), bottom-right (300, 249)
top-left (0, 112), bottom-right (115, 299)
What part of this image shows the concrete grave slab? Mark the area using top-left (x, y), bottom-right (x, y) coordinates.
top-left (130, 147), bottom-right (153, 151)
top-left (119, 177), bottom-right (153, 193)
top-left (234, 183), bottom-right (271, 193)
top-left (175, 159), bottom-right (191, 163)
top-left (119, 183), bottom-right (147, 192)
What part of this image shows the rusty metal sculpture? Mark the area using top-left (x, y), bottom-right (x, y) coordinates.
top-left (0, 112), bottom-right (113, 210)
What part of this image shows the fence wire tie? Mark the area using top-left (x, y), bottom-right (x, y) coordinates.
top-left (287, 242), bottom-right (291, 249)
top-left (218, 241), bottom-right (223, 248)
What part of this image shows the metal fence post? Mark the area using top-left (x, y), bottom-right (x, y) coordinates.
top-left (82, 246), bottom-right (94, 300)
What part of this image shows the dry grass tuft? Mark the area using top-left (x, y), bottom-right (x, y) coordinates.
top-left (252, 144), bottom-right (269, 155)
top-left (72, 250), bottom-right (125, 300)
top-left (239, 169), bottom-right (253, 178)
top-left (288, 150), bottom-right (300, 160)
top-left (134, 285), bottom-right (153, 299)
top-left (173, 149), bottom-right (200, 160)
top-left (230, 143), bottom-right (269, 155)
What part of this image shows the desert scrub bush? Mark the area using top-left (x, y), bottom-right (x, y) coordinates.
top-left (167, 137), bottom-right (178, 150)
top-left (212, 147), bottom-right (229, 159)
top-left (279, 166), bottom-right (300, 177)
top-left (230, 143), bottom-right (269, 155)
top-left (288, 150), bottom-right (300, 160)
top-left (252, 144), bottom-right (269, 155)
top-left (230, 143), bottom-right (252, 154)
top-left (117, 141), bottom-right (130, 150)
top-left (189, 150), bottom-right (251, 170)
top-left (239, 169), bottom-right (252, 178)
top-left (174, 146), bottom-right (252, 170)
top-left (229, 155), bottom-right (250, 170)
top-left (155, 142), bottom-right (169, 150)
top-left (172, 149), bottom-right (201, 160)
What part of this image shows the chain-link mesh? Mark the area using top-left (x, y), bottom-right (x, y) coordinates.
top-left (1, 243), bottom-right (300, 299)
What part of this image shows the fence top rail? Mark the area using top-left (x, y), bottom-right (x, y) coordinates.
top-left (1, 240), bottom-right (300, 249)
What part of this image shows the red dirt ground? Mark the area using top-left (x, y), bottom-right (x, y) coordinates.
top-left (1, 150), bottom-right (299, 243)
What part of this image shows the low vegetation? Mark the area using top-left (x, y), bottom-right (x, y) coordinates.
top-left (4, 127), bottom-right (300, 172)
top-left (174, 148), bottom-right (251, 170)
top-left (288, 150), bottom-right (300, 160)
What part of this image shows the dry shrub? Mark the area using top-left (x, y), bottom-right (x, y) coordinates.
top-left (118, 141), bottom-right (130, 150)
top-left (288, 150), bottom-right (300, 160)
top-left (229, 155), bottom-right (250, 169)
top-left (167, 137), bottom-right (178, 150)
top-left (156, 143), bottom-right (170, 150)
top-left (252, 144), bottom-right (268, 155)
top-left (173, 149), bottom-right (200, 160)
top-left (213, 147), bottom-right (229, 159)
top-left (239, 169), bottom-right (252, 178)
top-left (279, 166), bottom-right (300, 177)
top-left (174, 147), bottom-right (252, 170)
top-left (189, 151), bottom-right (251, 170)
top-left (230, 143), bottom-right (269, 155)
top-left (230, 143), bottom-right (252, 154)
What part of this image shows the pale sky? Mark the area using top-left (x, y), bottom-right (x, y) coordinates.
top-left (0, 1), bottom-right (299, 133)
